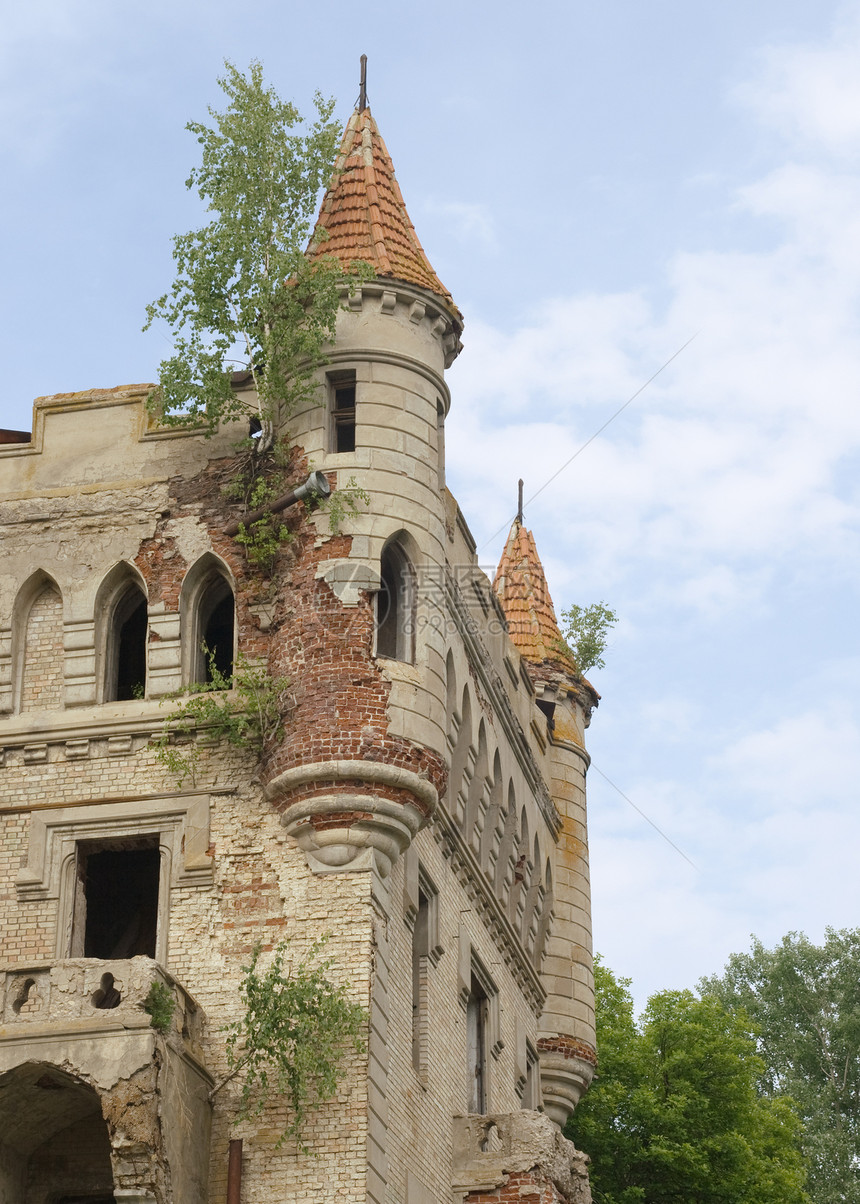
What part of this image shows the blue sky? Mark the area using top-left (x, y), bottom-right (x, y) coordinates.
top-left (3, 0), bottom-right (859, 1009)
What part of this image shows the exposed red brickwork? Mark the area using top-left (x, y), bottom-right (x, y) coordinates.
top-left (280, 782), bottom-right (435, 819)
top-left (465, 1169), bottom-right (569, 1204)
top-left (132, 440), bottom-right (447, 814)
top-left (537, 1035), bottom-right (598, 1067)
top-left (263, 525), bottom-right (447, 801)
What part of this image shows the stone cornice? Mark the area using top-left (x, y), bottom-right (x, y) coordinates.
top-left (265, 758), bottom-right (439, 813)
top-left (433, 798), bottom-right (546, 1015)
top-left (0, 701), bottom-right (177, 750)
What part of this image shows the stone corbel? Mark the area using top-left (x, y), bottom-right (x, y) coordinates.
top-left (537, 1035), bottom-right (597, 1127)
top-left (267, 760), bottom-right (437, 878)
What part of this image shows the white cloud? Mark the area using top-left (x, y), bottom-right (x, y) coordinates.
top-left (736, 8), bottom-right (860, 156)
top-left (444, 12), bottom-right (860, 1002)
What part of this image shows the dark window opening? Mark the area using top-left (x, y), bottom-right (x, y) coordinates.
top-left (376, 555), bottom-right (398, 659)
top-left (523, 1042), bottom-right (540, 1110)
top-left (467, 973), bottom-right (489, 1113)
top-left (376, 543), bottom-right (414, 662)
top-left (113, 592), bottom-right (147, 701)
top-left (202, 588), bottom-right (235, 683)
top-left (330, 375), bottom-right (356, 453)
top-left (58, 1197), bottom-right (116, 1203)
top-left (76, 839), bottom-right (160, 959)
top-left (412, 890), bottom-right (429, 1071)
top-left (536, 698), bottom-right (556, 734)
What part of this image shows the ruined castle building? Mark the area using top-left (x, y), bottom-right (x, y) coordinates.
top-left (0, 97), bottom-right (597, 1204)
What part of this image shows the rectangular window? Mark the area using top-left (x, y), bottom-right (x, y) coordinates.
top-left (466, 973), bottom-right (489, 1113)
top-left (329, 371), bottom-right (357, 453)
top-left (412, 888), bottom-right (429, 1072)
top-left (70, 837), bottom-right (160, 959)
top-left (523, 1042), bottom-right (540, 1110)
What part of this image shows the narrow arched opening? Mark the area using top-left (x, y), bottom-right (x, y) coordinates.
top-left (375, 539), bottom-right (415, 663)
top-left (181, 556), bottom-right (236, 687)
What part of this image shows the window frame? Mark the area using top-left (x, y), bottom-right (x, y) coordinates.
top-left (328, 369), bottom-right (357, 454)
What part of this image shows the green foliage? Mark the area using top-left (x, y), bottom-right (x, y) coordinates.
top-left (144, 60), bottom-right (363, 443)
top-left (154, 649), bottom-right (290, 784)
top-left (702, 929), bottom-right (860, 1204)
top-left (560, 601), bottom-right (618, 674)
top-left (143, 980), bottom-right (176, 1034)
top-left (566, 957), bottom-right (809, 1204)
top-left (322, 474), bottom-right (370, 535)
top-left (217, 938), bottom-right (367, 1150)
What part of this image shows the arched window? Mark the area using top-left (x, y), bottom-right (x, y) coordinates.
top-left (96, 565), bottom-right (148, 703)
top-left (375, 539), bottom-right (414, 662)
top-left (13, 570), bottom-right (64, 713)
top-left (181, 555), bottom-right (236, 686)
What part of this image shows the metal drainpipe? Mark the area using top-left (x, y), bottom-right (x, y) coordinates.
top-left (226, 1138), bottom-right (243, 1204)
top-left (223, 470), bottom-right (331, 537)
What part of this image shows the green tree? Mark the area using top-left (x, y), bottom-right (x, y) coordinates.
top-left (566, 958), bottom-right (809, 1204)
top-left (144, 60), bottom-right (360, 450)
top-left (211, 938), bottom-right (366, 1151)
top-left (701, 929), bottom-right (860, 1204)
top-left (560, 601), bottom-right (617, 674)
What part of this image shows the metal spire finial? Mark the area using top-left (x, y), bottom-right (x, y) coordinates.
top-left (517, 479), bottom-right (524, 525)
top-left (359, 55), bottom-right (368, 110)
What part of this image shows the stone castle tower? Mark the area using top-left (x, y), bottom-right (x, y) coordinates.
top-left (0, 94), bottom-right (599, 1204)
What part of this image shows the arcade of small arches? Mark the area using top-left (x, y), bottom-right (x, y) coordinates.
top-left (4, 535), bottom-right (421, 717)
top-left (443, 650), bottom-right (554, 969)
top-left (3, 555), bottom-right (237, 713)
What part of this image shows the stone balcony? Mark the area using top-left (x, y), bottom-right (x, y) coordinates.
top-left (0, 956), bottom-right (205, 1062)
top-left (0, 957), bottom-right (212, 1203)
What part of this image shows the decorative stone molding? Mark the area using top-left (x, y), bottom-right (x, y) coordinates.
top-left (537, 1035), bottom-right (597, 1127)
top-left (267, 759), bottom-right (437, 878)
top-left (315, 559), bottom-right (382, 606)
top-left (434, 801), bottom-right (546, 1015)
top-left (444, 569), bottom-right (563, 839)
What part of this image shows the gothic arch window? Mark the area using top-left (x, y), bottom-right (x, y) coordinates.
top-left (181, 555), bottom-right (236, 685)
top-left (448, 687), bottom-right (473, 825)
top-left (480, 751), bottom-right (504, 881)
top-left (375, 538), bottom-right (415, 663)
top-left (13, 570), bottom-right (64, 713)
top-left (96, 565), bottom-right (148, 702)
top-left (535, 858), bottom-right (554, 967)
top-left (465, 721), bottom-right (489, 853)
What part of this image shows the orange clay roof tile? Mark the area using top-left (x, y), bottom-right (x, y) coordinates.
top-left (308, 107), bottom-right (462, 324)
top-left (493, 519), bottom-right (580, 678)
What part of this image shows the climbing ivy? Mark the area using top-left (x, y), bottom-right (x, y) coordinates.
top-left (153, 649), bottom-right (290, 784)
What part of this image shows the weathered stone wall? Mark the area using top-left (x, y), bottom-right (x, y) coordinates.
top-left (0, 308), bottom-right (595, 1203)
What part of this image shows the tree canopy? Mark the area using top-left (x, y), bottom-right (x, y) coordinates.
top-left (566, 958), bottom-right (809, 1204)
top-left (144, 61), bottom-right (360, 449)
top-left (702, 928), bottom-right (860, 1204)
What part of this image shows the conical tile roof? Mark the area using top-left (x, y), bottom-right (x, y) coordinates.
top-left (493, 519), bottom-right (580, 678)
top-left (308, 106), bottom-right (462, 324)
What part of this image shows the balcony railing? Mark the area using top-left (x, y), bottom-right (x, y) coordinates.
top-left (0, 956), bottom-right (205, 1060)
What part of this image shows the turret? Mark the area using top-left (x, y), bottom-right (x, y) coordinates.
top-left (494, 513), bottom-right (599, 1124)
top-left (264, 96), bottom-right (463, 877)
